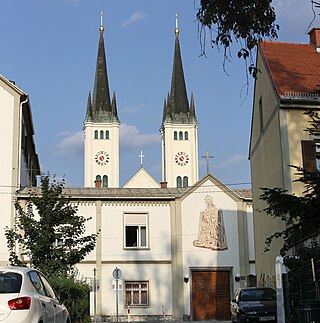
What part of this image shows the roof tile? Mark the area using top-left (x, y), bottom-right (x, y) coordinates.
top-left (260, 41), bottom-right (320, 97)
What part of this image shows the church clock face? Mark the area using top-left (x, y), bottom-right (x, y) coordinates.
top-left (175, 151), bottom-right (189, 166)
top-left (95, 151), bottom-right (110, 166)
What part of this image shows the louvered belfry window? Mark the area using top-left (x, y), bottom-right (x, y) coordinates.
top-left (125, 281), bottom-right (149, 306)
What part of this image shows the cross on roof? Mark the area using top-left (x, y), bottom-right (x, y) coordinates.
top-left (139, 150), bottom-right (145, 167)
top-left (201, 148), bottom-right (214, 174)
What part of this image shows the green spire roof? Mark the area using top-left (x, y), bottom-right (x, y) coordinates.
top-left (162, 16), bottom-right (198, 126)
top-left (85, 18), bottom-right (119, 124)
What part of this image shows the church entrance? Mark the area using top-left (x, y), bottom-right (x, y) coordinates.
top-left (191, 270), bottom-right (230, 321)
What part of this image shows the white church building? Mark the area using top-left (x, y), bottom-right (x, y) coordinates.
top-left (2, 17), bottom-right (255, 321)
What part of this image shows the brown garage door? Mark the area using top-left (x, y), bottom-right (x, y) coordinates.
top-left (192, 271), bottom-right (230, 321)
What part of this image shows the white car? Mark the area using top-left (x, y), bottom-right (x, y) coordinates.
top-left (0, 266), bottom-right (70, 323)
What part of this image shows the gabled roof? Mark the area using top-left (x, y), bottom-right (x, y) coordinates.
top-left (179, 173), bottom-right (252, 203)
top-left (0, 74), bottom-right (26, 96)
top-left (123, 167), bottom-right (161, 189)
top-left (259, 41), bottom-right (320, 99)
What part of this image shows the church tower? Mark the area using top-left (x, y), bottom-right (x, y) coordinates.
top-left (84, 14), bottom-right (120, 188)
top-left (160, 16), bottom-right (199, 188)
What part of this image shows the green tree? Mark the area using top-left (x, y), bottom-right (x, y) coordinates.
top-left (196, 0), bottom-right (279, 77)
top-left (5, 174), bottom-right (98, 277)
top-left (260, 110), bottom-right (320, 256)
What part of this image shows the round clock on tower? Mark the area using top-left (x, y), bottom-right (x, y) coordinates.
top-left (95, 151), bottom-right (110, 166)
top-left (175, 152), bottom-right (189, 166)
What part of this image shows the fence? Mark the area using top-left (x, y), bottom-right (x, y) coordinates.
top-left (283, 258), bottom-right (320, 323)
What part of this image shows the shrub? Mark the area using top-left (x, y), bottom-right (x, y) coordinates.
top-left (49, 275), bottom-right (91, 323)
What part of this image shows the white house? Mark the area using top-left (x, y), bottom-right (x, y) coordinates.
top-left (0, 75), bottom-right (40, 265)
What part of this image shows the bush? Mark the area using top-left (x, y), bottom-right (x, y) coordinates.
top-left (49, 275), bottom-right (91, 323)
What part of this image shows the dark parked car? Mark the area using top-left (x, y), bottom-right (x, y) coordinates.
top-left (230, 287), bottom-right (277, 322)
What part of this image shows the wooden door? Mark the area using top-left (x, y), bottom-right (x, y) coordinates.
top-left (192, 271), bottom-right (230, 321)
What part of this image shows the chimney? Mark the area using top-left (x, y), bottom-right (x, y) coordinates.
top-left (160, 181), bottom-right (167, 188)
top-left (309, 28), bottom-right (320, 52)
top-left (95, 179), bottom-right (102, 188)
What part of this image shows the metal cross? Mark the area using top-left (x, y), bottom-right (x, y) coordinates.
top-left (201, 148), bottom-right (214, 174)
top-left (139, 150), bottom-right (145, 167)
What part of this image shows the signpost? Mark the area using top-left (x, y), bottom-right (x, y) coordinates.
top-left (93, 268), bottom-right (97, 323)
top-left (112, 267), bottom-right (122, 322)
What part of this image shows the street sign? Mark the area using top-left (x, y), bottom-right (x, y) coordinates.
top-left (113, 267), bottom-right (122, 279)
top-left (112, 279), bottom-right (123, 290)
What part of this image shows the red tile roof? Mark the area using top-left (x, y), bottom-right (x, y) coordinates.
top-left (259, 41), bottom-right (320, 98)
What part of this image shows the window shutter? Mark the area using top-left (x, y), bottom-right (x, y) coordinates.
top-left (301, 140), bottom-right (316, 172)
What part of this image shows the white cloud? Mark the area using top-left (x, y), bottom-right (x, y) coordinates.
top-left (273, 0), bottom-right (317, 40)
top-left (216, 154), bottom-right (248, 168)
top-left (55, 131), bottom-right (83, 157)
top-left (122, 12), bottom-right (147, 27)
top-left (54, 124), bottom-right (159, 156)
top-left (120, 123), bottom-right (160, 149)
top-left (122, 103), bottom-right (145, 114)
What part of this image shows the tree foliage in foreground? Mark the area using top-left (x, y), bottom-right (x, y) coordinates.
top-left (196, 0), bottom-right (279, 77)
top-left (261, 166), bottom-right (320, 254)
top-left (260, 110), bottom-right (320, 256)
top-left (5, 174), bottom-right (97, 277)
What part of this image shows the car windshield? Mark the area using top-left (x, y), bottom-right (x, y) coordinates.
top-left (0, 272), bottom-right (22, 293)
top-left (240, 288), bottom-right (276, 301)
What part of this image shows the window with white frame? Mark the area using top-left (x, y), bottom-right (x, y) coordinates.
top-left (124, 213), bottom-right (148, 248)
top-left (125, 281), bottom-right (149, 306)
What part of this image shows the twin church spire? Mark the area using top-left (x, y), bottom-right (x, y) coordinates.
top-left (85, 12), bottom-right (119, 124)
top-left (162, 15), bottom-right (198, 126)
top-left (84, 14), bottom-right (198, 188)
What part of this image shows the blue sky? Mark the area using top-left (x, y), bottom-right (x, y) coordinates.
top-left (0, 0), bottom-right (318, 187)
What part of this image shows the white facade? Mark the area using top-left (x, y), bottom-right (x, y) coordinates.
top-left (17, 175), bottom-right (253, 321)
top-left (0, 75), bottom-right (40, 265)
top-left (84, 121), bottom-right (120, 188)
top-left (161, 123), bottom-right (199, 188)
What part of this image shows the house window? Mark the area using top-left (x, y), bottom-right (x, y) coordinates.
top-left (174, 131), bottom-right (177, 140)
top-left (103, 175), bottom-right (108, 187)
top-left (179, 131), bottom-right (183, 140)
top-left (124, 214), bottom-right (148, 248)
top-left (96, 175), bottom-right (101, 181)
top-left (94, 130), bottom-right (98, 139)
top-left (106, 130), bottom-right (109, 139)
top-left (183, 176), bottom-right (188, 188)
top-left (259, 96), bottom-right (264, 133)
top-left (177, 176), bottom-right (182, 188)
top-left (100, 130), bottom-right (104, 139)
top-left (184, 131), bottom-right (188, 140)
top-left (125, 281), bottom-right (149, 307)
top-left (301, 140), bottom-right (320, 172)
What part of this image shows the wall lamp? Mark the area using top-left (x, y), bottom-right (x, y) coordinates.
top-left (235, 273), bottom-right (241, 282)
top-left (184, 275), bottom-right (189, 283)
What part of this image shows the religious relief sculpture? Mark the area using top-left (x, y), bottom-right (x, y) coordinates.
top-left (193, 195), bottom-right (228, 251)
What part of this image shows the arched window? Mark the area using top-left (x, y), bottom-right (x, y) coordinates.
top-left (94, 130), bottom-right (98, 139)
top-left (177, 176), bottom-right (182, 188)
top-left (174, 131), bottom-right (178, 140)
top-left (96, 175), bottom-right (101, 181)
top-left (103, 175), bottom-right (108, 188)
top-left (100, 130), bottom-right (104, 139)
top-left (183, 176), bottom-right (188, 188)
top-left (184, 131), bottom-right (188, 140)
top-left (106, 130), bottom-right (109, 139)
top-left (179, 131), bottom-right (183, 140)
